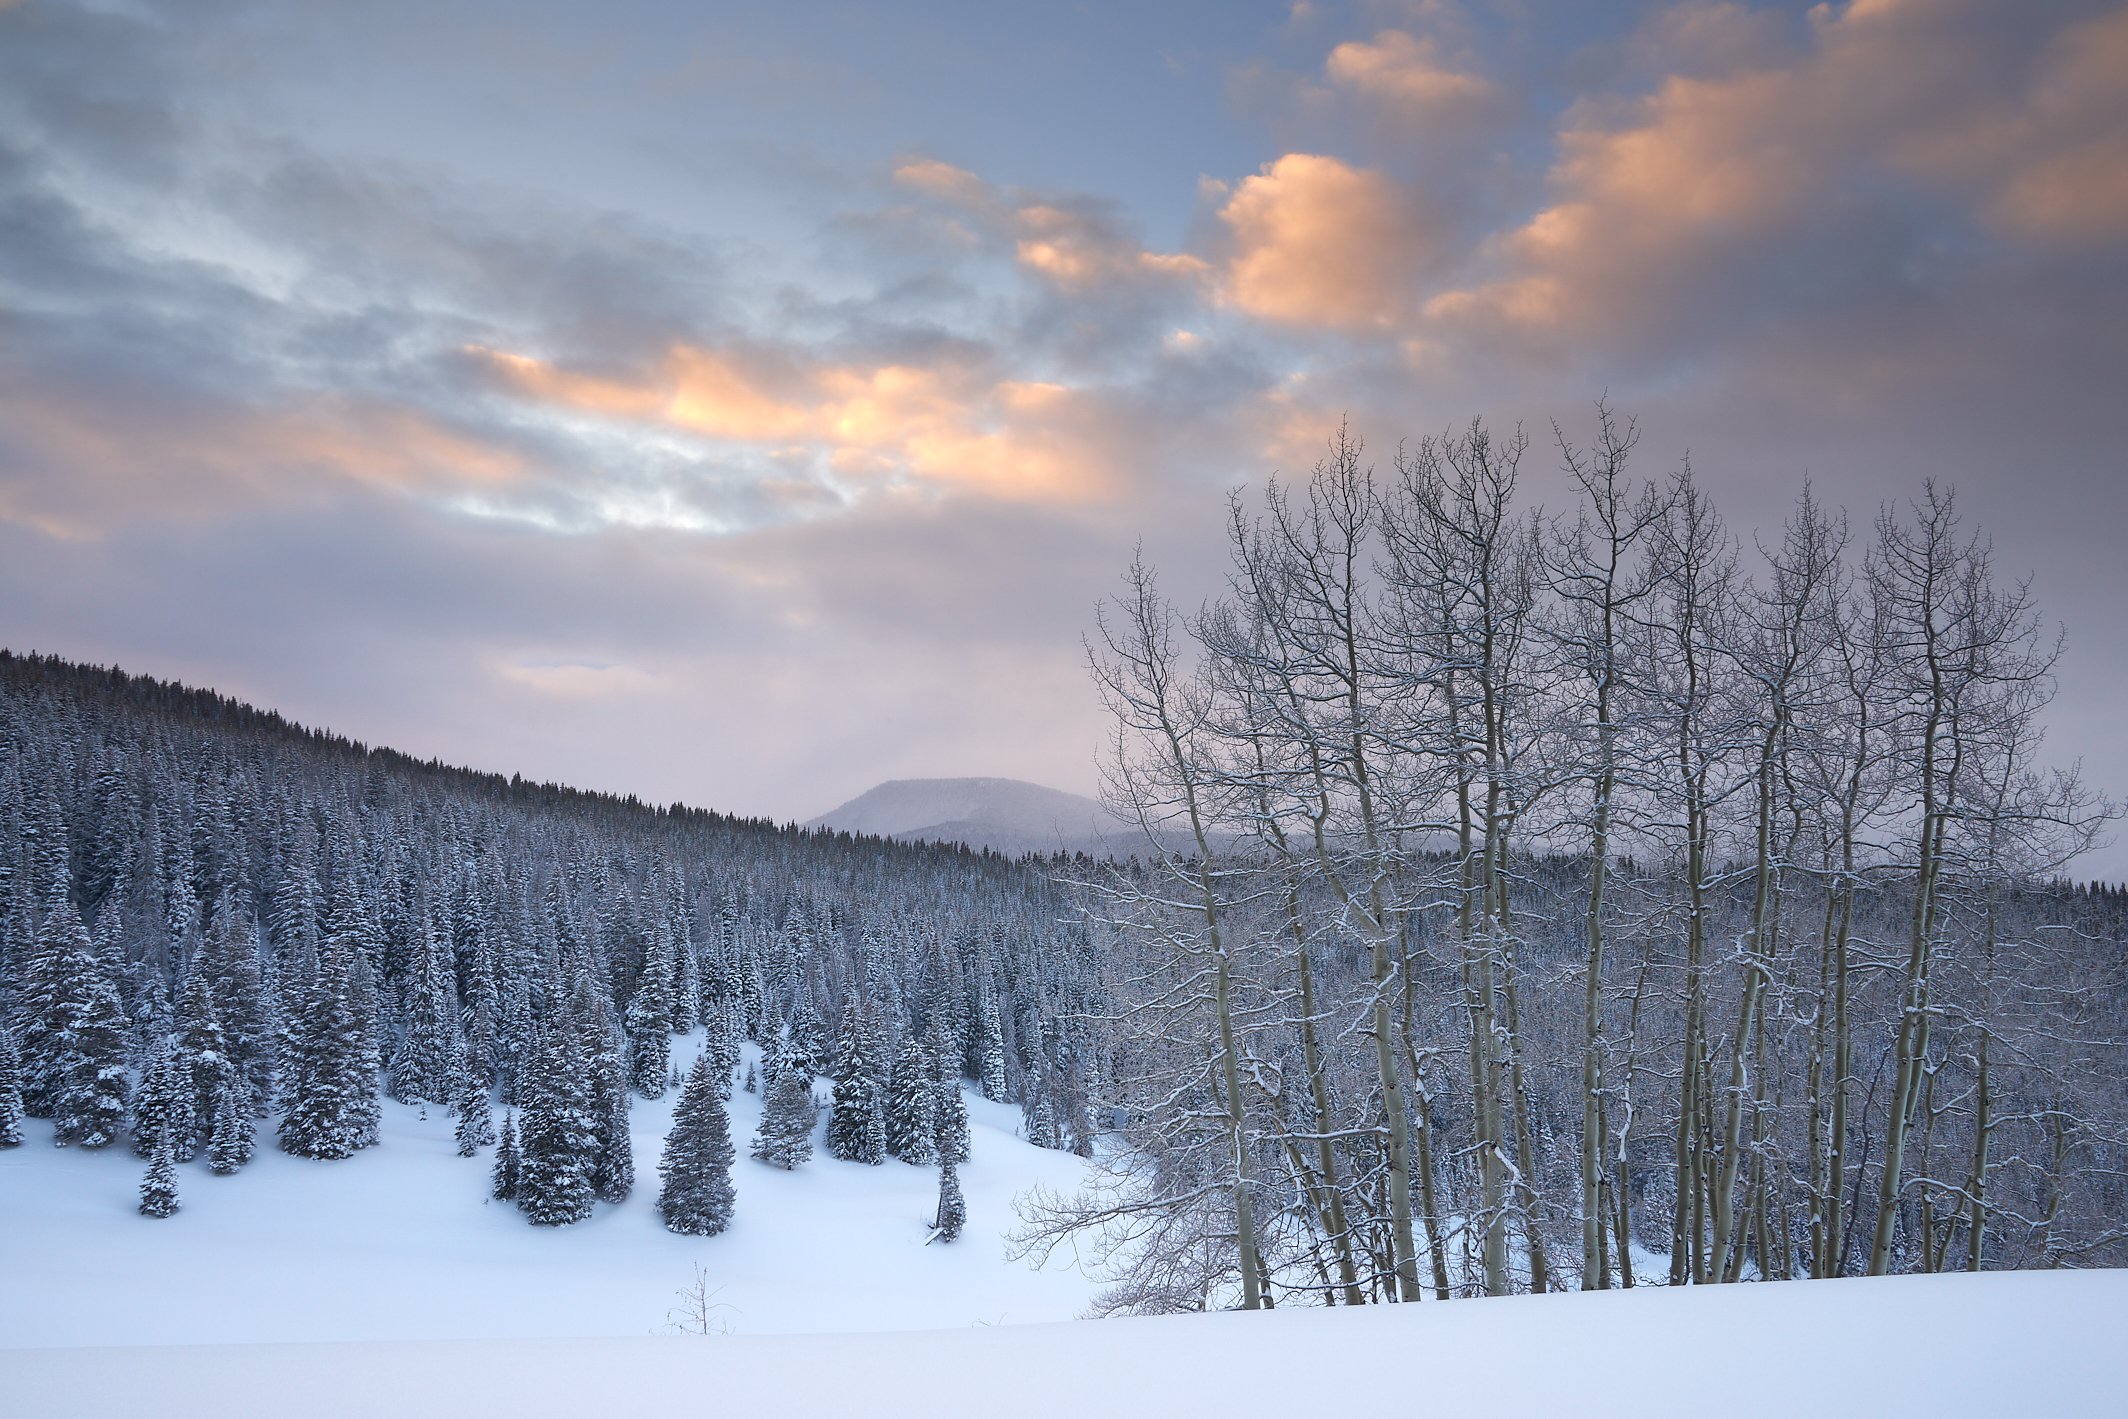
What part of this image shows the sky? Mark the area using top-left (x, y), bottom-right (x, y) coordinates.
top-left (1, 0), bottom-right (2123, 874)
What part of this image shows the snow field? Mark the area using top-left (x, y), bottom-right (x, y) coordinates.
top-left (0, 1033), bottom-right (1105, 1346)
top-left (4, 1269), bottom-right (2123, 1418)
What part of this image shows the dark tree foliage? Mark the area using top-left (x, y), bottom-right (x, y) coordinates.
top-left (658, 1053), bottom-right (736, 1235)
top-left (0, 1027), bottom-right (25, 1148)
top-left (933, 1158), bottom-right (965, 1243)
top-left (491, 1111), bottom-right (521, 1201)
top-left (751, 1067), bottom-right (817, 1171)
top-left (139, 1127), bottom-right (179, 1219)
top-left (886, 1036), bottom-right (936, 1165)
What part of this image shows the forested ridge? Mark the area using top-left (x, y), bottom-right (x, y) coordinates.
top-left (0, 648), bottom-right (1105, 1233)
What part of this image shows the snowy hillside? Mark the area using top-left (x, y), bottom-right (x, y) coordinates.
top-left (805, 778), bottom-right (1133, 857)
top-left (0, 1035), bottom-right (1102, 1347)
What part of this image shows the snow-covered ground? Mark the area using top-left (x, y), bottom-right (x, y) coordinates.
top-left (5, 1033), bottom-right (2124, 1417)
top-left (0, 1035), bottom-right (1105, 1346)
top-left (5, 1269), bottom-right (2121, 1417)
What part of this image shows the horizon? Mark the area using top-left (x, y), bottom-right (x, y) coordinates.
top-left (1, 0), bottom-right (2122, 876)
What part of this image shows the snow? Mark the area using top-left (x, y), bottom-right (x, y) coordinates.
top-left (5, 1032), bottom-right (2124, 1416)
top-left (0, 1036), bottom-right (1105, 1346)
top-left (3, 1270), bottom-right (2121, 1417)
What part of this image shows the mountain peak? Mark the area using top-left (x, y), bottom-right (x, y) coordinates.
top-left (805, 777), bottom-right (1128, 856)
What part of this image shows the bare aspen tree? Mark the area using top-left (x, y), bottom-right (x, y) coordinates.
top-left (1075, 557), bottom-right (1267, 1308)
top-left (1548, 402), bottom-right (1667, 1288)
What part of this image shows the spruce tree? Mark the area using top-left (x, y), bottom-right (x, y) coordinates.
top-left (749, 1067), bottom-right (817, 1170)
top-left (625, 921), bottom-right (673, 1098)
top-left (139, 1126), bottom-right (180, 1219)
top-left (587, 1026), bottom-right (634, 1203)
top-left (40, 900), bottom-right (131, 1149)
top-left (886, 1035), bottom-right (935, 1164)
top-left (933, 1158), bottom-right (965, 1243)
top-left (133, 1035), bottom-right (195, 1161)
top-left (932, 1072), bottom-right (970, 1167)
top-left (825, 997), bottom-right (886, 1165)
top-left (492, 1112), bottom-right (521, 1200)
top-left (277, 944), bottom-right (368, 1160)
top-left (0, 1028), bottom-right (23, 1148)
top-left (453, 1045), bottom-right (495, 1157)
top-left (785, 999), bottom-right (827, 1078)
top-left (390, 917), bottom-right (458, 1104)
top-left (207, 1077), bottom-right (254, 1173)
top-left (516, 1027), bottom-right (596, 1225)
top-left (174, 969), bottom-right (235, 1155)
top-left (657, 1053), bottom-right (736, 1235)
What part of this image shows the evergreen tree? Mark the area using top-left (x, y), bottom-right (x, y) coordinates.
top-left (626, 916), bottom-right (674, 1098)
top-left (786, 999), bottom-right (827, 1077)
top-left (0, 1028), bottom-right (23, 1148)
top-left (1025, 1092), bottom-right (1060, 1151)
top-left (516, 1027), bottom-right (596, 1225)
top-left (207, 1077), bottom-right (254, 1173)
top-left (743, 1061), bottom-right (757, 1094)
top-left (976, 988), bottom-right (1008, 1103)
top-left (174, 969), bottom-right (235, 1157)
top-left (587, 1026), bottom-right (634, 1203)
top-left (886, 1036), bottom-right (936, 1164)
top-left (825, 996), bottom-right (886, 1165)
top-left (933, 1157), bottom-right (965, 1243)
top-left (139, 1126), bottom-right (179, 1219)
top-left (277, 943), bottom-right (370, 1160)
top-left (750, 1067), bottom-right (817, 1170)
top-left (657, 1053), bottom-right (736, 1235)
top-left (453, 1044), bottom-right (495, 1157)
top-left (491, 1111), bottom-right (521, 1200)
top-left (132, 1034), bottom-right (195, 1161)
top-left (390, 916), bottom-right (458, 1104)
top-left (932, 1071), bottom-right (969, 1167)
top-left (703, 1000), bottom-right (741, 1094)
top-left (38, 900), bottom-right (131, 1149)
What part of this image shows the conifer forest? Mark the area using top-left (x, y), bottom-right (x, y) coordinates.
top-left (3, 414), bottom-right (2125, 1320)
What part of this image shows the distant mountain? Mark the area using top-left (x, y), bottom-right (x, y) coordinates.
top-left (805, 777), bottom-right (1139, 857)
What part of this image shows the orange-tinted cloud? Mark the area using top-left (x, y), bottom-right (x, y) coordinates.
top-left (1426, 0), bottom-right (2128, 342)
top-left (1324, 30), bottom-right (1492, 118)
top-left (472, 343), bottom-right (1121, 503)
top-left (1216, 153), bottom-right (1423, 329)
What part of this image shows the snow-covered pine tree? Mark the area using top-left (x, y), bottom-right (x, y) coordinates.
top-left (174, 969), bottom-right (235, 1155)
top-left (625, 916), bottom-right (673, 1098)
top-left (516, 1026), bottom-right (596, 1225)
top-left (139, 1126), bottom-right (179, 1218)
top-left (704, 1001), bottom-right (741, 1094)
top-left (40, 899), bottom-right (131, 1149)
top-left (886, 1036), bottom-right (936, 1164)
top-left (1026, 1092), bottom-right (1060, 1151)
top-left (454, 1043), bottom-right (494, 1156)
top-left (492, 1111), bottom-right (521, 1200)
top-left (750, 1066), bottom-right (817, 1170)
top-left (743, 1062), bottom-right (757, 1094)
top-left (825, 994), bottom-right (886, 1165)
top-left (657, 1053), bottom-right (736, 1235)
top-left (932, 1070), bottom-right (969, 1167)
top-left (933, 1157), bottom-right (964, 1243)
top-left (278, 942), bottom-right (370, 1160)
top-left (976, 987), bottom-right (1008, 1103)
top-left (133, 1034), bottom-right (194, 1160)
top-left (390, 916), bottom-right (458, 1104)
top-left (0, 1028), bottom-right (23, 1148)
top-left (786, 998), bottom-right (827, 1078)
top-left (587, 1023), bottom-right (633, 1203)
top-left (207, 1077), bottom-right (254, 1173)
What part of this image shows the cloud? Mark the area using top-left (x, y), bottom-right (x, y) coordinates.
top-left (1424, 0), bottom-right (2128, 350)
top-left (1213, 153), bottom-right (1426, 329)
top-left (1323, 29), bottom-right (1493, 118)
